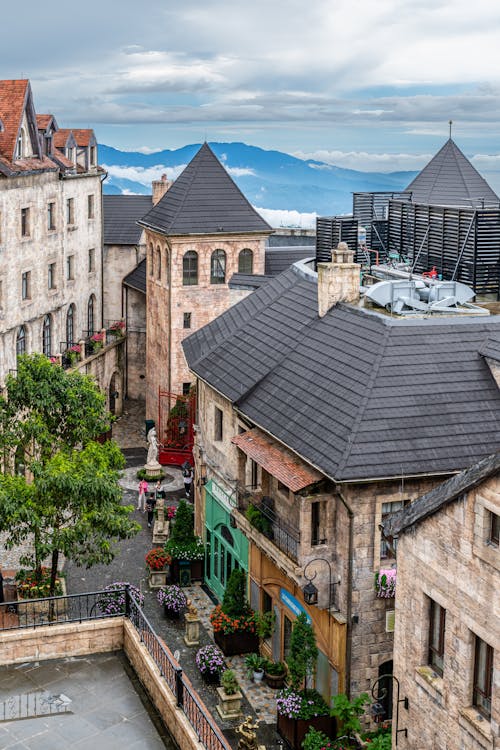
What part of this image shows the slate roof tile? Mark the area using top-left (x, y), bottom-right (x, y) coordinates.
top-left (103, 194), bottom-right (152, 245)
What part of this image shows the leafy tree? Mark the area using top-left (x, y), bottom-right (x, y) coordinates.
top-left (0, 354), bottom-right (139, 597)
top-left (222, 568), bottom-right (250, 617)
top-left (330, 692), bottom-right (370, 738)
top-left (288, 612), bottom-right (318, 690)
top-left (168, 499), bottom-right (196, 546)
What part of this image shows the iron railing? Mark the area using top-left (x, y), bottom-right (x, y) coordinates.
top-left (0, 588), bottom-right (231, 750)
top-left (237, 491), bottom-right (300, 562)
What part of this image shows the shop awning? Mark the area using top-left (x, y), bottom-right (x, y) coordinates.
top-left (231, 429), bottom-right (322, 493)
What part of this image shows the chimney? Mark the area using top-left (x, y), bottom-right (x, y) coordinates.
top-left (152, 174), bottom-right (173, 205)
top-left (318, 242), bottom-right (360, 317)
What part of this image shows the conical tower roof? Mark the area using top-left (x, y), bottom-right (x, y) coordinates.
top-left (139, 142), bottom-right (271, 236)
top-left (406, 138), bottom-right (498, 207)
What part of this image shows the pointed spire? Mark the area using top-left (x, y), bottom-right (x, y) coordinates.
top-left (449, 120), bottom-right (453, 139)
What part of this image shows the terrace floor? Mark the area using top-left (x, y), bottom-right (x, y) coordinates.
top-left (0, 652), bottom-right (175, 750)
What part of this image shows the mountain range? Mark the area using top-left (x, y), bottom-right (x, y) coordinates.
top-left (100, 141), bottom-right (417, 220)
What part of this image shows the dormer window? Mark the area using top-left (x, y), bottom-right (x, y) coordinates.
top-left (15, 128), bottom-right (26, 159)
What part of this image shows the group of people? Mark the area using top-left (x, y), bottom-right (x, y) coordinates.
top-left (137, 463), bottom-right (194, 529)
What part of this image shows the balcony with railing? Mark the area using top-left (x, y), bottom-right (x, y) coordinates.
top-left (235, 488), bottom-right (301, 564)
top-left (58, 321), bottom-right (126, 369)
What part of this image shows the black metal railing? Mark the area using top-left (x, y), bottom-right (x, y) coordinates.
top-left (237, 491), bottom-right (300, 562)
top-left (0, 588), bottom-right (232, 750)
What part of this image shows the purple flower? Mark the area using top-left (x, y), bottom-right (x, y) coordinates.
top-left (195, 645), bottom-right (225, 675)
top-left (157, 585), bottom-right (187, 612)
top-left (97, 582), bottom-right (144, 615)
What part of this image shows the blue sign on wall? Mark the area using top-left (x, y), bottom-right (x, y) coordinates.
top-left (279, 589), bottom-right (311, 623)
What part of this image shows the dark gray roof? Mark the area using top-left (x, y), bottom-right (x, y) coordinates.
top-left (138, 143), bottom-right (272, 237)
top-left (229, 274), bottom-right (273, 290)
top-left (183, 264), bottom-right (500, 482)
top-left (265, 247), bottom-right (315, 275)
top-left (406, 138), bottom-right (499, 207)
top-left (123, 259), bottom-right (146, 294)
top-left (384, 452), bottom-right (500, 537)
top-left (267, 235), bottom-right (316, 247)
top-left (480, 335), bottom-right (500, 363)
top-left (103, 195), bottom-right (152, 245)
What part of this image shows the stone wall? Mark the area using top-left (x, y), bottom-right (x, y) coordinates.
top-left (392, 474), bottom-right (500, 749)
top-left (103, 240), bottom-right (145, 325)
top-left (74, 336), bottom-right (125, 417)
top-left (0, 169), bottom-right (102, 384)
top-left (124, 286), bottom-right (146, 400)
top-left (145, 230), bottom-right (267, 419)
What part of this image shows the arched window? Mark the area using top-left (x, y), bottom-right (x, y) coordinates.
top-left (156, 246), bottom-right (162, 280)
top-left (16, 326), bottom-right (26, 358)
top-left (149, 243), bottom-right (154, 276)
top-left (87, 294), bottom-right (96, 334)
top-left (211, 249), bottom-right (226, 285)
top-left (238, 248), bottom-right (253, 274)
top-left (183, 251), bottom-right (198, 286)
top-left (42, 315), bottom-right (52, 356)
top-left (66, 304), bottom-right (75, 345)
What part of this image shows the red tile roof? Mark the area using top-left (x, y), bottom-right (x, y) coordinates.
top-left (53, 128), bottom-right (73, 148)
top-left (231, 428), bottom-right (322, 492)
top-left (36, 114), bottom-right (53, 130)
top-left (0, 79), bottom-right (29, 161)
top-left (54, 127), bottom-right (94, 148)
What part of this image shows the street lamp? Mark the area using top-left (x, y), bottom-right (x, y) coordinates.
top-left (302, 558), bottom-right (340, 612)
top-left (370, 673), bottom-right (408, 746)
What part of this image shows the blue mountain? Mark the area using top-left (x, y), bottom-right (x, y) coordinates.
top-left (99, 141), bottom-right (416, 216)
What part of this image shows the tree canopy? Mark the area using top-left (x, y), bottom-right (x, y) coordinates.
top-left (0, 354), bottom-right (139, 597)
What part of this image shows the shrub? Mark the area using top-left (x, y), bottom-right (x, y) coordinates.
top-left (210, 604), bottom-right (257, 634)
top-left (145, 548), bottom-right (171, 570)
top-left (168, 499), bottom-right (195, 545)
top-left (245, 503), bottom-right (272, 535)
top-left (221, 669), bottom-right (240, 695)
top-left (288, 612), bottom-right (318, 690)
top-left (157, 584), bottom-right (187, 612)
top-left (302, 727), bottom-right (333, 750)
top-left (195, 645), bottom-right (225, 675)
top-left (16, 567), bottom-right (63, 599)
top-left (330, 693), bottom-right (370, 738)
top-left (136, 468), bottom-right (166, 481)
top-left (222, 568), bottom-right (249, 617)
top-left (265, 660), bottom-right (286, 676)
top-left (97, 582), bottom-right (144, 615)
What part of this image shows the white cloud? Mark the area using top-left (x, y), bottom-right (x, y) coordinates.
top-left (253, 206), bottom-right (317, 229)
top-left (102, 163), bottom-right (187, 185)
top-left (226, 166), bottom-right (256, 177)
top-left (296, 149), bottom-right (431, 173)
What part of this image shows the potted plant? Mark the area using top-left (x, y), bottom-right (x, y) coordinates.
top-left (216, 669), bottom-right (243, 720)
top-left (15, 567), bottom-right (67, 617)
top-left (145, 548), bottom-right (171, 588)
top-left (244, 653), bottom-right (266, 683)
top-left (67, 344), bottom-right (81, 366)
top-left (90, 332), bottom-right (105, 351)
top-left (210, 569), bottom-right (259, 655)
top-left (195, 644), bottom-right (225, 685)
top-left (157, 584), bottom-right (187, 618)
top-left (97, 582), bottom-right (144, 616)
top-left (276, 613), bottom-right (335, 750)
top-left (264, 660), bottom-right (287, 689)
top-left (165, 500), bottom-right (205, 582)
top-left (109, 320), bottom-right (125, 338)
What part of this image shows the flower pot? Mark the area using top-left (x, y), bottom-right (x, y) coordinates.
top-left (170, 559), bottom-right (204, 584)
top-left (164, 605), bottom-right (180, 619)
top-left (216, 687), bottom-right (242, 720)
top-left (277, 713), bottom-right (336, 750)
top-left (214, 630), bottom-right (260, 656)
top-left (148, 569), bottom-right (168, 589)
top-left (264, 670), bottom-right (287, 689)
top-left (202, 671), bottom-right (220, 686)
top-left (253, 669), bottom-right (264, 683)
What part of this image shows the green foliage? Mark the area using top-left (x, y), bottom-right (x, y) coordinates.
top-left (0, 355), bottom-right (139, 597)
top-left (244, 653), bottom-right (267, 675)
top-left (168, 499), bottom-right (195, 546)
top-left (221, 568), bottom-right (250, 617)
top-left (136, 468), bottom-right (166, 481)
top-left (330, 693), bottom-right (370, 737)
top-left (221, 669), bottom-right (240, 695)
top-left (288, 612), bottom-right (318, 690)
top-left (256, 610), bottom-right (276, 639)
top-left (264, 660), bottom-right (286, 676)
top-left (362, 729), bottom-right (391, 750)
top-left (245, 503), bottom-right (272, 535)
top-left (302, 727), bottom-right (333, 750)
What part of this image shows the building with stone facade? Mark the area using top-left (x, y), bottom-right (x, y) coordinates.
top-left (0, 79), bottom-right (124, 416)
top-left (183, 246), bottom-right (500, 706)
top-left (384, 453), bottom-right (500, 750)
top-left (137, 143), bottom-right (272, 427)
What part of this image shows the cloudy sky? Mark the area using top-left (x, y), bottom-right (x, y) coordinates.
top-left (5, 0), bottom-right (500, 172)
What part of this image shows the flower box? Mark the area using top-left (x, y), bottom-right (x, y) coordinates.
top-left (169, 558), bottom-right (204, 584)
top-left (375, 568), bottom-right (396, 598)
top-left (17, 578), bottom-right (67, 618)
top-left (148, 569), bottom-right (168, 589)
top-left (277, 713), bottom-right (336, 750)
top-left (214, 629), bottom-right (260, 656)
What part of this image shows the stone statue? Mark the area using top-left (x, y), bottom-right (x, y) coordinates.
top-left (147, 427), bottom-right (159, 464)
top-left (236, 716), bottom-right (259, 750)
top-left (186, 598), bottom-right (198, 618)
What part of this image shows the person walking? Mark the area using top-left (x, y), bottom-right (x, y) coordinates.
top-left (146, 492), bottom-right (156, 529)
top-left (182, 463), bottom-right (194, 500)
top-left (137, 478), bottom-right (148, 511)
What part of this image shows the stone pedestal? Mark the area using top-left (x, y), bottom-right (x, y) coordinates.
top-left (184, 613), bottom-right (200, 646)
top-left (153, 504), bottom-right (170, 545)
top-left (216, 687), bottom-right (243, 720)
top-left (148, 569), bottom-right (168, 589)
top-left (144, 461), bottom-right (163, 478)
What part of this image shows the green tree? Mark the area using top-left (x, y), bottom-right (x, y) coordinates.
top-left (0, 354), bottom-right (139, 597)
top-left (288, 612), bottom-right (318, 690)
top-left (222, 568), bottom-right (250, 617)
top-left (168, 499), bottom-right (196, 546)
